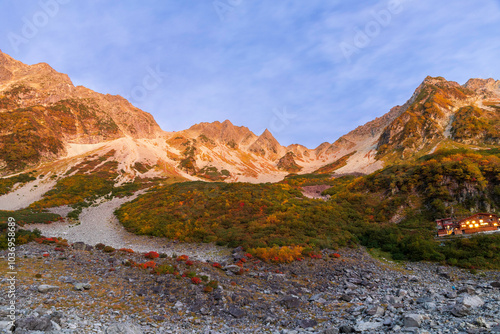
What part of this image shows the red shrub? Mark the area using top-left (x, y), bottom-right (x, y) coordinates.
top-left (177, 255), bottom-right (189, 262)
top-left (191, 277), bottom-right (202, 284)
top-left (309, 253), bottom-right (322, 259)
top-left (139, 261), bottom-right (156, 269)
top-left (212, 262), bottom-right (222, 269)
top-left (333, 253), bottom-right (341, 258)
top-left (119, 248), bottom-right (134, 253)
top-left (185, 260), bottom-right (194, 266)
top-left (145, 251), bottom-right (159, 259)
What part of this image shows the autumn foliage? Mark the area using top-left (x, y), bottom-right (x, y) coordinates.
top-left (249, 245), bottom-right (305, 263)
top-left (144, 251), bottom-right (159, 259)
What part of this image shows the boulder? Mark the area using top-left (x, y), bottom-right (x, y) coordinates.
top-left (490, 281), bottom-right (500, 288)
top-left (73, 282), bottom-right (92, 291)
top-left (338, 325), bottom-right (355, 333)
top-left (451, 294), bottom-right (484, 317)
top-left (15, 317), bottom-right (53, 331)
top-left (403, 314), bottom-right (423, 328)
top-left (228, 305), bottom-right (245, 318)
top-left (366, 306), bottom-right (385, 317)
top-left (59, 276), bottom-right (75, 284)
top-left (279, 295), bottom-right (301, 309)
top-left (37, 285), bottom-right (59, 293)
top-left (340, 294), bottom-right (353, 302)
top-left (354, 321), bottom-right (383, 332)
top-left (459, 294), bottom-right (484, 308)
top-left (223, 265), bottom-right (242, 274)
top-left (0, 321), bottom-right (13, 331)
top-left (298, 319), bottom-right (318, 328)
top-left (72, 242), bottom-right (87, 250)
top-left (105, 322), bottom-right (143, 334)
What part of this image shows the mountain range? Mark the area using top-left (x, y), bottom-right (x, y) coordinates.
top-left (1, 50), bottom-right (499, 184)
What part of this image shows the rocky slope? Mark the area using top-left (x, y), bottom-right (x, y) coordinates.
top-left (1, 50), bottom-right (499, 185)
top-left (1, 242), bottom-right (499, 333)
top-left (377, 76), bottom-right (500, 160)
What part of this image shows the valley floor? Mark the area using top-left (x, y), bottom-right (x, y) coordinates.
top-left (1, 242), bottom-right (499, 334)
top-left (23, 195), bottom-right (230, 263)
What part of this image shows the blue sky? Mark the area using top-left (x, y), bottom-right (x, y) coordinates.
top-left (1, 1), bottom-right (500, 148)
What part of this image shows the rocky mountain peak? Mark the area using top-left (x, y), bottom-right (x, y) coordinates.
top-left (248, 128), bottom-right (283, 158)
top-left (464, 78), bottom-right (500, 97)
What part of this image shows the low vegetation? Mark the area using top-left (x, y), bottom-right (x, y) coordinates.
top-left (0, 172), bottom-right (36, 195)
top-left (116, 148), bottom-right (500, 269)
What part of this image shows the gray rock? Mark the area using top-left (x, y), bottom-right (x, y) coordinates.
top-left (475, 317), bottom-right (490, 329)
top-left (73, 282), bottom-right (92, 291)
top-left (15, 317), bottom-right (53, 331)
top-left (388, 295), bottom-right (403, 304)
top-left (416, 296), bottom-right (433, 304)
top-left (383, 317), bottom-right (393, 326)
top-left (338, 325), bottom-right (355, 333)
top-left (223, 265), bottom-right (242, 274)
top-left (423, 302), bottom-right (437, 310)
top-left (321, 329), bottom-right (339, 334)
top-left (105, 322), bottom-right (143, 334)
top-left (444, 290), bottom-right (457, 299)
top-left (72, 242), bottom-right (87, 250)
top-left (366, 306), bottom-right (385, 317)
top-left (451, 303), bottom-right (470, 317)
top-left (298, 319), bottom-right (318, 328)
top-left (403, 314), bottom-right (423, 328)
top-left (0, 321), bottom-right (13, 331)
top-left (59, 276), bottom-right (75, 284)
top-left (280, 295), bottom-right (301, 309)
top-left (340, 294), bottom-right (353, 302)
top-left (490, 281), bottom-right (500, 288)
top-left (458, 286), bottom-right (476, 295)
top-left (37, 285), bottom-right (59, 293)
top-left (459, 294), bottom-right (484, 308)
top-left (0, 306), bottom-right (11, 317)
top-left (309, 293), bottom-right (324, 302)
top-left (354, 321), bottom-right (383, 332)
top-left (228, 305), bottom-right (245, 318)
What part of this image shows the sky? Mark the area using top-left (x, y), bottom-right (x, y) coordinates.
top-left (1, 0), bottom-right (500, 148)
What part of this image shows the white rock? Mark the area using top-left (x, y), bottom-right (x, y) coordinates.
top-left (37, 284), bottom-right (59, 293)
top-left (355, 321), bottom-right (383, 332)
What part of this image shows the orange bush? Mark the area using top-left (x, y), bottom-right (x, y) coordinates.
top-left (177, 254), bottom-right (189, 262)
top-left (249, 245), bottom-right (304, 263)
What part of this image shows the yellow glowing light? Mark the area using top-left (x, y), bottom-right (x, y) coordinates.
top-left (480, 219), bottom-right (483, 223)
top-left (474, 224), bottom-right (479, 227)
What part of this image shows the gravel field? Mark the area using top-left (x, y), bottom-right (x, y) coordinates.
top-left (24, 193), bottom-right (231, 263)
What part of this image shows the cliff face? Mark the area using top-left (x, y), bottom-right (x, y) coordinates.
top-left (1, 50), bottom-right (499, 181)
top-left (377, 76), bottom-right (500, 160)
top-left (0, 50), bottom-right (162, 173)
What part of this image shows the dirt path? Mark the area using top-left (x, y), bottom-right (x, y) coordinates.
top-left (25, 192), bottom-right (231, 262)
